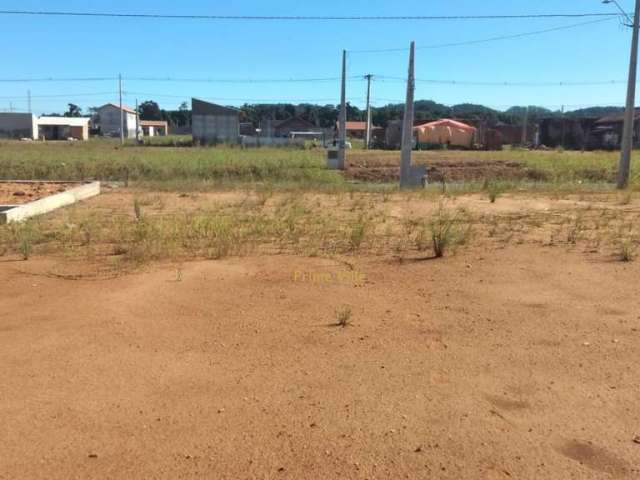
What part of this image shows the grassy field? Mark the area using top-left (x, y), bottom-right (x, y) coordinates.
top-left (1, 139), bottom-right (638, 191)
top-left (0, 139), bottom-right (340, 190)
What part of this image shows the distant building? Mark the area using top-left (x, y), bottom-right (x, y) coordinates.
top-left (191, 98), bottom-right (240, 144)
top-left (493, 122), bottom-right (537, 146)
top-left (591, 109), bottom-right (640, 149)
top-left (336, 121), bottom-right (382, 140)
top-left (140, 120), bottom-right (169, 137)
top-left (414, 119), bottom-right (477, 149)
top-left (240, 122), bottom-right (256, 136)
top-left (0, 113), bottom-right (89, 140)
top-left (95, 103), bottom-right (138, 138)
top-left (538, 117), bottom-right (599, 150)
top-left (537, 111), bottom-right (640, 150)
top-left (0, 113), bottom-right (38, 139)
top-left (37, 116), bottom-right (90, 140)
top-left (271, 117), bottom-right (317, 138)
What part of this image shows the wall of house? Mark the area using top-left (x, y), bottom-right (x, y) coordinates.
top-left (192, 114), bottom-right (239, 144)
top-left (0, 113), bottom-right (37, 139)
top-left (97, 106), bottom-right (137, 138)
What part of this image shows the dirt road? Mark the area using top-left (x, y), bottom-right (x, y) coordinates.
top-left (1, 244), bottom-right (639, 478)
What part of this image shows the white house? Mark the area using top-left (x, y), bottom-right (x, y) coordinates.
top-left (0, 113), bottom-right (90, 140)
top-left (38, 116), bottom-right (90, 140)
top-left (95, 103), bottom-right (138, 138)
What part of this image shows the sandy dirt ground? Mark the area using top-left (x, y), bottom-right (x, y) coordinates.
top-left (1, 228), bottom-right (639, 478)
top-left (0, 182), bottom-right (77, 205)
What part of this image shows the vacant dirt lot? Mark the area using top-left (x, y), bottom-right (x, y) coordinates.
top-left (0, 181), bottom-right (77, 205)
top-left (1, 190), bottom-right (639, 479)
top-left (346, 157), bottom-right (537, 183)
top-left (345, 150), bottom-right (612, 184)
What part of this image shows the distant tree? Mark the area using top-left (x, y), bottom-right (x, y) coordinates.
top-left (505, 106), bottom-right (554, 124)
top-left (64, 103), bottom-right (82, 117)
top-left (138, 100), bottom-right (162, 120)
top-left (566, 106), bottom-right (623, 118)
top-left (345, 102), bottom-right (363, 122)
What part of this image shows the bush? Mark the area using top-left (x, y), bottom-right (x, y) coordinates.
top-left (429, 204), bottom-right (471, 258)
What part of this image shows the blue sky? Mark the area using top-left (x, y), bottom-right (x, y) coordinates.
top-left (0, 0), bottom-right (635, 114)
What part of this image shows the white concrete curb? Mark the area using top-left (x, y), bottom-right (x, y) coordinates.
top-left (0, 181), bottom-right (101, 224)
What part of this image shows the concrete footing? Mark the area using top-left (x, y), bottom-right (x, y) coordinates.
top-left (400, 164), bottom-right (428, 189)
top-left (326, 149), bottom-right (345, 170)
top-left (0, 181), bottom-right (101, 224)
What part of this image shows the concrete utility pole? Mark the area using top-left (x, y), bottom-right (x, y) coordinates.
top-left (521, 106), bottom-right (529, 146)
top-left (364, 74), bottom-right (373, 149)
top-left (617, 0), bottom-right (640, 188)
top-left (400, 41), bottom-right (416, 187)
top-left (135, 98), bottom-right (140, 143)
top-left (560, 105), bottom-right (566, 149)
top-left (27, 90), bottom-right (31, 114)
top-left (338, 50), bottom-right (347, 169)
top-left (119, 74), bottom-right (124, 145)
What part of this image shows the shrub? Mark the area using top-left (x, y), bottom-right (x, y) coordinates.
top-left (334, 307), bottom-right (353, 328)
top-left (348, 216), bottom-right (369, 251)
top-left (429, 205), bottom-right (471, 258)
top-left (486, 181), bottom-right (503, 203)
top-left (619, 239), bottom-right (636, 262)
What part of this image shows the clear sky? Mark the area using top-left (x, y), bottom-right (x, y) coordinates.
top-left (0, 0), bottom-right (635, 114)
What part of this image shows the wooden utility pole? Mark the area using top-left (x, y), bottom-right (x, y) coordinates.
top-left (364, 74), bottom-right (373, 149)
top-left (618, 0), bottom-right (640, 188)
top-left (400, 41), bottom-right (416, 187)
top-left (119, 74), bottom-right (124, 145)
top-left (338, 50), bottom-right (347, 169)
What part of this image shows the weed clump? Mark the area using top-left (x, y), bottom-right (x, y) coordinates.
top-left (619, 239), bottom-right (636, 262)
top-left (348, 216), bottom-right (369, 251)
top-left (429, 204), bottom-right (471, 258)
top-left (485, 181), bottom-right (503, 204)
top-left (334, 307), bottom-right (353, 328)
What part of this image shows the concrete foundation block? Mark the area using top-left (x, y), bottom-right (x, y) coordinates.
top-left (0, 181), bottom-right (101, 224)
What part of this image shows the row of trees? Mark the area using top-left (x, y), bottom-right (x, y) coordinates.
top-left (52, 100), bottom-right (624, 129)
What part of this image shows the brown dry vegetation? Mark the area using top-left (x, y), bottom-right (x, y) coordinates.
top-left (2, 188), bottom-right (639, 271)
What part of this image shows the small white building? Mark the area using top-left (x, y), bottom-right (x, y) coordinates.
top-left (38, 116), bottom-right (90, 140)
top-left (140, 120), bottom-right (169, 137)
top-left (0, 113), bottom-right (90, 140)
top-left (95, 103), bottom-right (138, 138)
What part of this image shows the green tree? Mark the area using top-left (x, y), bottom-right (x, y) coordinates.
top-left (64, 103), bottom-right (82, 117)
top-left (138, 100), bottom-right (162, 120)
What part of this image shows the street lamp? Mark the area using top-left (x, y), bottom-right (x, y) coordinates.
top-left (602, 0), bottom-right (634, 25)
top-left (603, 0), bottom-right (640, 188)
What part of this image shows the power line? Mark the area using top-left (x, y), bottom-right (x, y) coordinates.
top-left (375, 76), bottom-right (628, 87)
top-left (0, 74), bottom-right (629, 87)
top-left (124, 76), bottom-right (363, 83)
top-left (0, 92), bottom-right (117, 99)
top-left (349, 17), bottom-right (617, 53)
top-left (0, 76), bottom-right (365, 83)
top-left (124, 91), bottom-right (350, 103)
top-left (0, 10), bottom-right (628, 21)
top-left (0, 77), bottom-right (117, 83)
